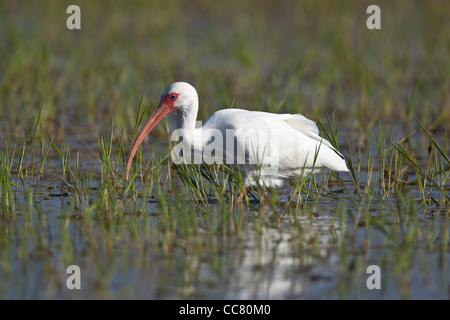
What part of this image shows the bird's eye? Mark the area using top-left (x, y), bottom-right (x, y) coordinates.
top-left (170, 94), bottom-right (177, 100)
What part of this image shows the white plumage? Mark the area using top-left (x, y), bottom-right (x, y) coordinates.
top-left (125, 82), bottom-right (349, 188)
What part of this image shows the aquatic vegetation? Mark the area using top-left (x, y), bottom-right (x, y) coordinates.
top-left (0, 0), bottom-right (448, 299)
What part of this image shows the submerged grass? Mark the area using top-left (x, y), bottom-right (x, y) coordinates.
top-left (0, 0), bottom-right (449, 299)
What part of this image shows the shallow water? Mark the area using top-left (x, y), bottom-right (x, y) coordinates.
top-left (1, 175), bottom-right (448, 300)
top-left (0, 0), bottom-right (449, 300)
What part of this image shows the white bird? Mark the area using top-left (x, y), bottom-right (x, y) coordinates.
top-left (125, 82), bottom-right (349, 198)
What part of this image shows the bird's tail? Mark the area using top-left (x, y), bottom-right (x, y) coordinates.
top-left (316, 142), bottom-right (349, 172)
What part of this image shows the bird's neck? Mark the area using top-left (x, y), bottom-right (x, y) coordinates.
top-left (176, 107), bottom-right (198, 130)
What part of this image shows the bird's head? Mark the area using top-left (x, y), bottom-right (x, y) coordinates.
top-left (160, 81), bottom-right (198, 111)
top-left (125, 82), bottom-right (198, 180)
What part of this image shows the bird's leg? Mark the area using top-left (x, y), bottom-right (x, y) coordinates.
top-left (256, 189), bottom-right (271, 206)
top-left (237, 188), bottom-right (270, 204)
top-left (236, 188), bottom-right (246, 204)
top-left (263, 189), bottom-right (270, 203)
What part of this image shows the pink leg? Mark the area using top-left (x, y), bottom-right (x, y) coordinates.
top-left (263, 190), bottom-right (270, 203)
top-left (236, 189), bottom-right (245, 204)
top-left (236, 189), bottom-right (270, 204)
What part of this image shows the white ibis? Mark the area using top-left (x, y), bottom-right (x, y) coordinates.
top-left (125, 82), bottom-right (349, 196)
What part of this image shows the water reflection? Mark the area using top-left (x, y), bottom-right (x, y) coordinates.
top-left (1, 186), bottom-right (448, 299)
top-left (172, 210), bottom-right (343, 299)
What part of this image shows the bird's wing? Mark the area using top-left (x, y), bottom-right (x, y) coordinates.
top-left (216, 111), bottom-right (343, 159)
top-left (202, 109), bottom-right (346, 167)
top-left (281, 114), bottom-right (344, 159)
top-left (202, 109), bottom-right (286, 164)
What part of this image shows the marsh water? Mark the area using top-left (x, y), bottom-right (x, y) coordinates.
top-left (1, 138), bottom-right (448, 300)
top-left (0, 1), bottom-right (449, 300)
